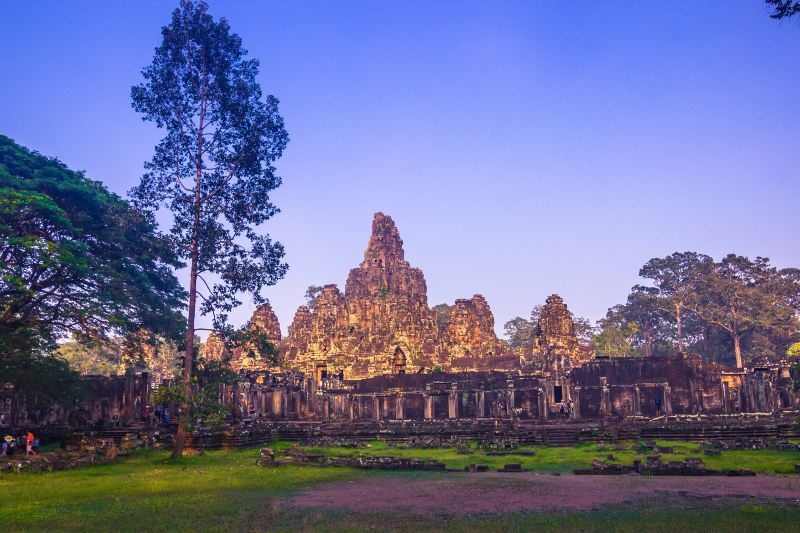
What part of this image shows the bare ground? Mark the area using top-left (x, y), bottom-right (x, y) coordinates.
top-left (283, 473), bottom-right (800, 514)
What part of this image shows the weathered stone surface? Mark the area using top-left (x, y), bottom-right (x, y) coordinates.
top-left (202, 304), bottom-right (283, 372)
top-left (202, 332), bottom-right (227, 362)
top-left (526, 294), bottom-right (590, 373)
top-left (230, 304), bottom-right (282, 372)
top-left (205, 213), bottom-right (593, 379)
top-left (285, 212), bottom-right (512, 379)
top-left (443, 295), bottom-right (512, 371)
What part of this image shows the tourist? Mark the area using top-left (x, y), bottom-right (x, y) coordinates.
top-left (559, 401), bottom-right (565, 417)
top-left (567, 399), bottom-right (574, 419)
top-left (162, 407), bottom-right (170, 427)
top-left (26, 431), bottom-right (35, 455)
top-left (154, 404), bottom-right (162, 425)
top-left (655, 395), bottom-right (662, 416)
top-left (2, 435), bottom-right (15, 456)
top-left (33, 436), bottom-right (40, 453)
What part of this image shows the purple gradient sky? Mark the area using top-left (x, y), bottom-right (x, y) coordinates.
top-left (2, 1), bottom-right (799, 337)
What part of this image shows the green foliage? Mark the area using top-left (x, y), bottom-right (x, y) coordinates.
top-left (130, 0), bottom-right (289, 454)
top-left (129, 0), bottom-right (289, 331)
top-left (606, 252), bottom-right (800, 366)
top-left (788, 342), bottom-right (800, 358)
top-left (0, 355), bottom-right (83, 409)
top-left (0, 135), bottom-right (186, 352)
top-left (0, 444), bottom-right (798, 531)
top-left (0, 135), bottom-right (185, 404)
top-left (571, 316), bottom-right (597, 345)
top-left (57, 338), bottom-right (123, 376)
top-left (432, 303), bottom-right (452, 334)
top-left (766, 0), bottom-right (800, 19)
top-left (594, 322), bottom-right (638, 357)
top-left (304, 285), bottom-right (323, 308)
top-left (503, 316), bottom-right (534, 349)
top-left (153, 378), bottom-right (229, 431)
top-left (293, 439), bottom-right (800, 474)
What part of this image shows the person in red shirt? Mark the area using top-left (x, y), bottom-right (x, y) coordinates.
top-left (26, 431), bottom-right (35, 455)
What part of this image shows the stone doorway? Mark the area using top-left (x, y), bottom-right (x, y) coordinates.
top-left (315, 363), bottom-right (328, 385)
top-left (393, 347), bottom-right (407, 374)
top-left (553, 385), bottom-right (563, 404)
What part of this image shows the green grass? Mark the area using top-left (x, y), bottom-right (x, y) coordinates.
top-left (0, 442), bottom-right (798, 532)
top-left (289, 439), bottom-right (800, 474)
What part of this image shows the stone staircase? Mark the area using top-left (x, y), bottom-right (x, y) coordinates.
top-left (639, 423), bottom-right (800, 443)
top-left (539, 425), bottom-right (581, 447)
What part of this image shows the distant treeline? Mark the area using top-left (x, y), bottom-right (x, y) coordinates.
top-left (595, 253), bottom-right (800, 368)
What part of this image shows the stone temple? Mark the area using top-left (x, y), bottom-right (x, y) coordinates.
top-left (211, 212), bottom-right (585, 379)
top-left (5, 212), bottom-right (797, 449)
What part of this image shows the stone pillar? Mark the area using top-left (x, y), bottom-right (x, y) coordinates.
top-left (373, 395), bottom-right (381, 421)
top-left (347, 395), bottom-right (355, 420)
top-left (506, 380), bottom-right (515, 418)
top-left (572, 387), bottom-right (581, 420)
top-left (271, 390), bottom-right (281, 418)
top-left (448, 384), bottom-right (458, 419)
top-left (396, 393), bottom-right (404, 420)
top-left (663, 385), bottom-right (672, 415)
top-left (424, 393), bottom-right (433, 420)
top-left (721, 381), bottom-right (730, 414)
top-left (477, 389), bottom-right (485, 418)
top-left (696, 387), bottom-right (704, 413)
top-left (600, 377), bottom-right (610, 419)
top-left (538, 389), bottom-right (548, 421)
top-left (294, 391), bottom-right (303, 418)
top-left (633, 386), bottom-right (642, 415)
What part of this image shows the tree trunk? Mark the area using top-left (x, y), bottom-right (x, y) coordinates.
top-left (172, 87), bottom-right (206, 458)
top-left (172, 240), bottom-right (198, 458)
top-left (675, 304), bottom-right (683, 353)
top-left (733, 331), bottom-right (743, 369)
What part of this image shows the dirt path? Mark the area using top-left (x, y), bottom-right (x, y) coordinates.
top-left (283, 473), bottom-right (800, 514)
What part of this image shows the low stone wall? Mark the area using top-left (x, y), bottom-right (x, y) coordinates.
top-left (259, 447), bottom-right (447, 471)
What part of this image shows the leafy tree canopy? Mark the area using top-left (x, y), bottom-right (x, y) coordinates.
top-left (504, 316), bottom-right (534, 349)
top-left (766, 0), bottom-right (800, 19)
top-left (0, 135), bottom-right (186, 364)
top-left (432, 303), bottom-right (453, 334)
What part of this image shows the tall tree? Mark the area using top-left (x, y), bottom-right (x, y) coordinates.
top-left (572, 316), bottom-right (597, 346)
top-left (638, 252), bottom-right (712, 351)
top-left (688, 255), bottom-right (797, 368)
top-left (130, 0), bottom-right (288, 457)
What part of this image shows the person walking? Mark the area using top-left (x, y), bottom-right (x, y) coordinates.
top-left (26, 431), bottom-right (35, 455)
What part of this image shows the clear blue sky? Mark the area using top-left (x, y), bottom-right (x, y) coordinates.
top-left (2, 0), bottom-right (798, 337)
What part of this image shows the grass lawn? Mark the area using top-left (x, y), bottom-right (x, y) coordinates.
top-left (287, 439), bottom-right (800, 474)
top-left (0, 442), bottom-right (798, 532)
